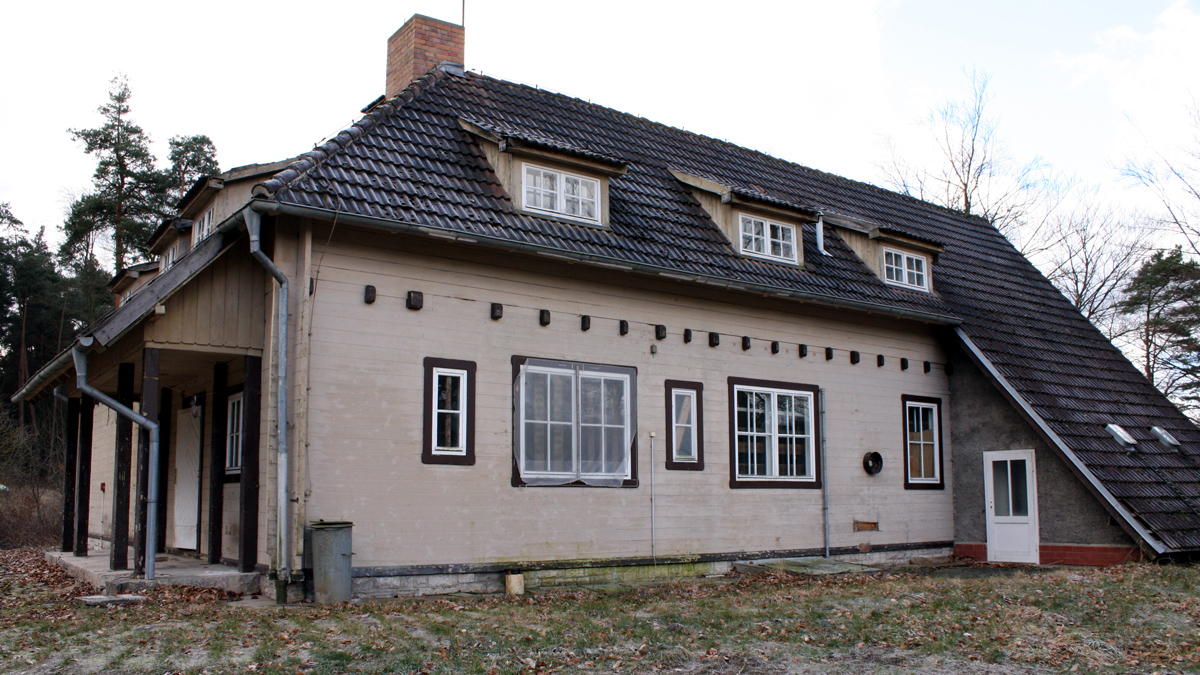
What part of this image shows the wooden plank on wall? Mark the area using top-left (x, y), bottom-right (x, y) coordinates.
top-left (61, 397), bottom-right (80, 552)
top-left (74, 394), bottom-right (94, 557)
top-left (110, 362), bottom-right (135, 571)
top-left (208, 363), bottom-right (228, 564)
top-left (133, 348), bottom-right (160, 576)
top-left (239, 355), bottom-right (261, 573)
top-left (156, 387), bottom-right (173, 553)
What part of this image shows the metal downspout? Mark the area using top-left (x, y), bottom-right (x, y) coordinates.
top-left (244, 206), bottom-right (291, 603)
top-left (71, 338), bottom-right (162, 579)
top-left (820, 388), bottom-right (829, 558)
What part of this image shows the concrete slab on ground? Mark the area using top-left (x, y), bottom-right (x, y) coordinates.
top-left (734, 557), bottom-right (880, 577)
top-left (45, 549), bottom-right (260, 595)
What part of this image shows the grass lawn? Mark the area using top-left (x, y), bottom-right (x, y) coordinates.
top-left (1, 548), bottom-right (1197, 674)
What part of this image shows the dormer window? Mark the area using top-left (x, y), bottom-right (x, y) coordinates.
top-left (161, 242), bottom-right (177, 271)
top-left (883, 248), bottom-right (928, 291)
top-left (739, 214), bottom-right (797, 264)
top-left (523, 164), bottom-right (600, 224)
top-left (192, 207), bottom-right (214, 246)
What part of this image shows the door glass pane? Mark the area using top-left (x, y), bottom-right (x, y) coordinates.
top-left (992, 460), bottom-right (1011, 517)
top-left (1010, 459), bottom-right (1029, 517)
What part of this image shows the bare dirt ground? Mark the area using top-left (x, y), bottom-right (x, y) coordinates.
top-left (1, 548), bottom-right (1197, 674)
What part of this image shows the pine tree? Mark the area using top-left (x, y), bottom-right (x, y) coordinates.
top-left (166, 134), bottom-right (220, 206)
top-left (1118, 247), bottom-right (1200, 409)
top-left (61, 77), bottom-right (166, 271)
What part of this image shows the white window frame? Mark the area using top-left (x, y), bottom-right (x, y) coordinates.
top-left (226, 392), bottom-right (243, 473)
top-left (521, 163), bottom-right (602, 224)
top-left (161, 243), bottom-right (177, 271)
top-left (733, 384), bottom-right (815, 481)
top-left (431, 367), bottom-right (469, 456)
top-left (738, 214), bottom-right (798, 264)
top-left (518, 361), bottom-right (633, 482)
top-left (192, 207), bottom-right (214, 246)
top-left (671, 388), bottom-right (699, 463)
top-left (883, 248), bottom-right (929, 291)
top-left (905, 400), bottom-right (940, 484)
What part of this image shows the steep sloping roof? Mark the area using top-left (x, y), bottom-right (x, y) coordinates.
top-left (256, 69), bottom-right (1200, 553)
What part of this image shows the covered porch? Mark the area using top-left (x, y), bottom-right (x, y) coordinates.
top-left (55, 341), bottom-right (266, 580)
top-left (45, 547), bottom-right (260, 595)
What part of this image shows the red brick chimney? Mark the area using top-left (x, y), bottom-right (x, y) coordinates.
top-left (386, 14), bottom-right (465, 99)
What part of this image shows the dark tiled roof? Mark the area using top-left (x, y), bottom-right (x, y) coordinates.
top-left (257, 69), bottom-right (1200, 553)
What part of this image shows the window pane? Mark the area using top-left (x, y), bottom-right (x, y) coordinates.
top-left (581, 180), bottom-right (596, 200)
top-left (777, 395), bottom-right (793, 435)
top-left (438, 373), bottom-right (461, 412)
top-left (524, 422), bottom-right (547, 472)
top-left (752, 435), bottom-right (768, 476)
top-left (754, 220), bottom-right (764, 237)
top-left (673, 392), bottom-right (693, 426)
top-left (580, 377), bottom-right (602, 424)
top-left (549, 373), bottom-right (573, 422)
top-left (549, 424), bottom-right (573, 473)
top-left (992, 460), bottom-right (1011, 517)
top-left (525, 372), bottom-right (547, 421)
top-left (675, 426), bottom-right (694, 458)
top-left (921, 407), bottom-right (935, 442)
top-left (604, 427), bottom-right (625, 474)
top-left (909, 441), bottom-right (921, 478)
top-left (565, 176), bottom-right (580, 196)
top-left (922, 443), bottom-right (935, 478)
top-left (580, 426), bottom-right (603, 474)
top-left (1010, 459), bottom-right (1029, 517)
top-left (778, 435), bottom-right (796, 476)
top-left (736, 390), bottom-right (750, 432)
top-left (737, 436), bottom-right (750, 476)
top-left (753, 393), bottom-right (768, 433)
top-left (437, 412), bottom-right (460, 449)
top-left (604, 379), bottom-right (625, 425)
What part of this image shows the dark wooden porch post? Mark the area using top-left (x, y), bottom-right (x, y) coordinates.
top-left (61, 397), bottom-right (80, 552)
top-left (208, 363), bottom-right (228, 564)
top-left (134, 348), bottom-right (160, 576)
top-left (73, 394), bottom-right (94, 556)
top-left (239, 355), bottom-right (262, 573)
top-left (111, 362), bottom-right (135, 570)
top-left (156, 387), bottom-right (173, 553)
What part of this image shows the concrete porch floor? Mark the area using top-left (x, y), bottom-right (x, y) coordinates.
top-left (46, 549), bottom-right (260, 596)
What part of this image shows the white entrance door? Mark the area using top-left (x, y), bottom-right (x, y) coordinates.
top-left (173, 409), bottom-right (202, 549)
top-left (983, 449), bottom-right (1039, 563)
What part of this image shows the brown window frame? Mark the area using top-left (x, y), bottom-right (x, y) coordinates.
top-left (665, 380), bottom-right (704, 471)
top-left (509, 355), bottom-right (639, 488)
top-left (727, 377), bottom-right (822, 489)
top-left (422, 357), bottom-right (477, 466)
top-left (902, 394), bottom-right (944, 490)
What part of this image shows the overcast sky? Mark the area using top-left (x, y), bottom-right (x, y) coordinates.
top-left (1, 0), bottom-right (1197, 253)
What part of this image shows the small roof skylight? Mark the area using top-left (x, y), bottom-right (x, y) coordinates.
top-left (1105, 423), bottom-right (1137, 446)
top-left (1150, 426), bottom-right (1181, 447)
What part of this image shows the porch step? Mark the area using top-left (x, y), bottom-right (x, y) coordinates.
top-left (46, 550), bottom-right (260, 596)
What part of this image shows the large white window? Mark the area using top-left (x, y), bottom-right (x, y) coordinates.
top-left (192, 207), bottom-right (215, 246)
top-left (431, 367), bottom-right (468, 455)
top-left (739, 214), bottom-right (797, 264)
top-left (522, 164), bottom-right (601, 223)
top-left (226, 392), bottom-right (243, 473)
top-left (903, 396), bottom-right (942, 488)
top-left (731, 380), bottom-right (816, 484)
top-left (884, 248), bottom-right (928, 291)
top-left (518, 360), bottom-right (633, 482)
